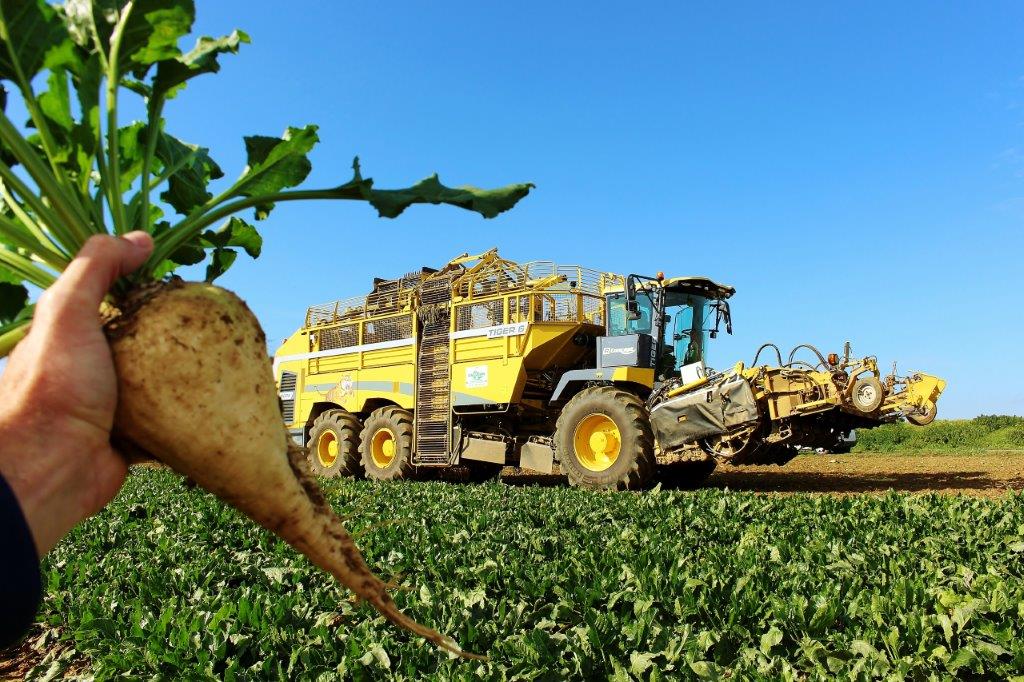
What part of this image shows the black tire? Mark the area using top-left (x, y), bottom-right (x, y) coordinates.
top-left (307, 410), bottom-right (363, 478)
top-left (554, 386), bottom-right (655, 490)
top-left (906, 401), bottom-right (937, 426)
top-left (850, 376), bottom-right (884, 413)
top-left (359, 406), bottom-right (415, 481)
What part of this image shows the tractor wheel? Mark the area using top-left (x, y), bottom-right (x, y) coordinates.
top-left (308, 410), bottom-right (364, 478)
top-left (360, 406), bottom-right (415, 481)
top-left (907, 401), bottom-right (937, 426)
top-left (851, 377), bottom-right (884, 413)
top-left (554, 386), bottom-right (655, 490)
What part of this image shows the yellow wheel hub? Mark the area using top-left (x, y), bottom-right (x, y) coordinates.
top-left (573, 413), bottom-right (621, 472)
top-left (371, 427), bottom-right (397, 468)
top-left (316, 429), bottom-right (339, 468)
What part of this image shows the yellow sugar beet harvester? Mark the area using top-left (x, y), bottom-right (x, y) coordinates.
top-left (273, 249), bottom-right (945, 489)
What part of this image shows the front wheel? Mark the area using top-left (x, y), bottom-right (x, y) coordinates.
top-left (359, 407), bottom-right (415, 481)
top-left (554, 386), bottom-right (655, 490)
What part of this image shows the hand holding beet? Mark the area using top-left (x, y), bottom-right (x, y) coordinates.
top-left (0, 232), bottom-right (152, 557)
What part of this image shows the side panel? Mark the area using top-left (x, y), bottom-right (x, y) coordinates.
top-left (451, 335), bottom-right (509, 364)
top-left (451, 321), bottom-right (529, 407)
top-left (275, 333), bottom-right (417, 425)
top-left (549, 366), bottom-right (655, 402)
top-left (451, 358), bottom-right (527, 406)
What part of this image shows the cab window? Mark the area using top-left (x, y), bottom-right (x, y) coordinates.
top-left (607, 293), bottom-right (654, 336)
top-left (663, 293), bottom-right (709, 369)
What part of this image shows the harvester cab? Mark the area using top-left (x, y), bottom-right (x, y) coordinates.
top-left (607, 274), bottom-right (735, 381)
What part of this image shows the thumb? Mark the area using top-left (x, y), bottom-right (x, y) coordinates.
top-left (41, 232), bottom-right (154, 317)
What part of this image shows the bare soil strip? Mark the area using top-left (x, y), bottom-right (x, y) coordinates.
top-left (501, 451), bottom-right (1024, 497)
top-left (705, 452), bottom-right (1024, 497)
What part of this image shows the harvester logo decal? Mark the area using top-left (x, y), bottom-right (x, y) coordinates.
top-left (326, 374), bottom-right (356, 404)
top-left (466, 365), bottom-right (489, 388)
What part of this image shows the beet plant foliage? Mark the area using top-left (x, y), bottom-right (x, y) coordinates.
top-left (33, 470), bottom-right (1024, 678)
top-left (0, 0), bottom-right (532, 355)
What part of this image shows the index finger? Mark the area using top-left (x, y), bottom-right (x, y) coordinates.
top-left (40, 233), bottom-right (154, 318)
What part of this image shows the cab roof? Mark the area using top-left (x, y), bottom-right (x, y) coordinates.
top-left (660, 276), bottom-right (735, 300)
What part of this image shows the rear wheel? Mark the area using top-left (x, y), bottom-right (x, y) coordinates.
top-left (851, 377), bottom-right (884, 413)
top-left (906, 401), bottom-right (937, 426)
top-left (308, 410), bottom-right (363, 478)
top-left (554, 386), bottom-right (655, 490)
top-left (360, 406), bottom-right (415, 481)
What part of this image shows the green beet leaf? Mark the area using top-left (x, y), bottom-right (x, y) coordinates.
top-left (0, 0), bottom-right (531, 355)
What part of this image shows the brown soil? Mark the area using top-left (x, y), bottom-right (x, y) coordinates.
top-left (0, 628), bottom-right (86, 682)
top-left (503, 451), bottom-right (1024, 497)
top-left (0, 637), bottom-right (36, 682)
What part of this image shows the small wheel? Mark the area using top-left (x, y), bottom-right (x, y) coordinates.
top-left (906, 401), bottom-right (937, 426)
top-left (850, 377), bottom-right (884, 413)
top-left (554, 386), bottom-right (655, 490)
top-left (308, 410), bottom-right (364, 478)
top-left (359, 406), bottom-right (414, 481)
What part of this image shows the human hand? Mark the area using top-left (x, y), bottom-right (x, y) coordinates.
top-left (0, 232), bottom-right (154, 557)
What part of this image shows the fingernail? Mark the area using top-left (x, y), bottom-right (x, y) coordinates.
top-left (123, 231), bottom-right (154, 251)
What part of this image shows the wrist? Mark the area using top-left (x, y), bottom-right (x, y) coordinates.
top-left (0, 407), bottom-right (110, 557)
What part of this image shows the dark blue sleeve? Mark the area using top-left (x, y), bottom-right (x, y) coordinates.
top-left (0, 473), bottom-right (41, 648)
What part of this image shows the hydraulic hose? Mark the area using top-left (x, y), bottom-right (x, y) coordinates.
top-left (752, 343), bottom-right (783, 366)
top-left (787, 343), bottom-right (828, 370)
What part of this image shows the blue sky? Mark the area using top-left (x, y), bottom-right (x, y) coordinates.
top-left (8, 2), bottom-right (1024, 417)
